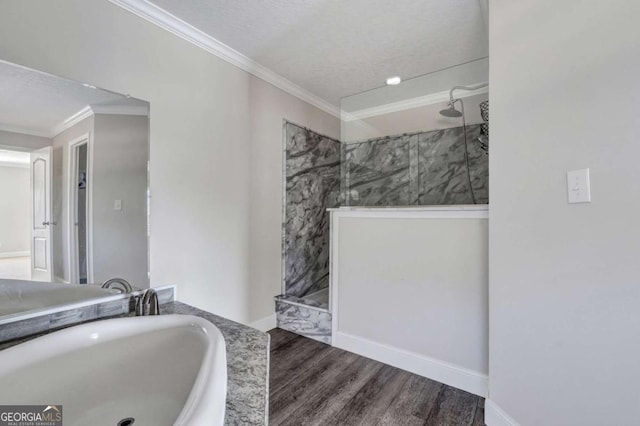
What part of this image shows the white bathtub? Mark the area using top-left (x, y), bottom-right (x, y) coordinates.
top-left (0, 279), bottom-right (118, 316)
top-left (0, 314), bottom-right (227, 426)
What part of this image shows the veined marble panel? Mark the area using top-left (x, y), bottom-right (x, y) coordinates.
top-left (418, 124), bottom-right (488, 205)
top-left (276, 300), bottom-right (332, 344)
top-left (342, 134), bottom-right (411, 206)
top-left (465, 126), bottom-right (489, 204)
top-left (284, 122), bottom-right (341, 298)
top-left (342, 126), bottom-right (488, 206)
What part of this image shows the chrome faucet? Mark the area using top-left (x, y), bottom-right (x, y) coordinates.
top-left (135, 288), bottom-right (159, 316)
top-left (101, 278), bottom-right (133, 293)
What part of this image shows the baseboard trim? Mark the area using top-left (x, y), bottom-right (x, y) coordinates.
top-left (0, 251), bottom-right (29, 259)
top-left (334, 331), bottom-right (488, 397)
top-left (485, 399), bottom-right (519, 426)
top-left (249, 314), bottom-right (277, 332)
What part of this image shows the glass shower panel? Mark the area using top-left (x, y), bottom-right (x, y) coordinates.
top-left (340, 58), bottom-right (489, 206)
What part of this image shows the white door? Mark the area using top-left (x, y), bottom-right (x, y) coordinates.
top-left (30, 146), bottom-right (53, 281)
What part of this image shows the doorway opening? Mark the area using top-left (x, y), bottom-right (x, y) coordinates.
top-left (69, 137), bottom-right (91, 284)
top-left (0, 148), bottom-right (32, 280)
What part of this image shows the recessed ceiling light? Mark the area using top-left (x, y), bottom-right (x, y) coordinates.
top-left (82, 83), bottom-right (97, 89)
top-left (386, 76), bottom-right (402, 86)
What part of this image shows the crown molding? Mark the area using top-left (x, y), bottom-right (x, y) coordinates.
top-left (51, 104), bottom-right (148, 137)
top-left (51, 106), bottom-right (94, 138)
top-left (0, 108), bottom-right (93, 139)
top-left (0, 103), bottom-right (150, 140)
top-left (91, 103), bottom-right (149, 116)
top-left (108, 0), bottom-right (341, 118)
top-left (343, 83), bottom-right (488, 122)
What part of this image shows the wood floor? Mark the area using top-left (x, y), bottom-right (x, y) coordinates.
top-left (268, 328), bottom-right (485, 426)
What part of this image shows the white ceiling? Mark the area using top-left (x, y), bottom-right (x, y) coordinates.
top-left (145, 0), bottom-right (488, 106)
top-left (0, 61), bottom-right (147, 138)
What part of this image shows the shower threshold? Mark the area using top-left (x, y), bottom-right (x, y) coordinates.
top-left (274, 288), bottom-right (329, 311)
top-left (274, 288), bottom-right (332, 344)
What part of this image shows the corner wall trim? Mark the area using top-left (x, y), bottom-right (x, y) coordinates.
top-left (249, 313), bottom-right (277, 332)
top-left (107, 0), bottom-right (341, 118)
top-left (333, 331), bottom-right (488, 397)
top-left (485, 399), bottom-right (520, 426)
top-left (0, 251), bottom-right (30, 259)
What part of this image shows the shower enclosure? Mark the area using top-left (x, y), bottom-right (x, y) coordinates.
top-left (277, 59), bottom-right (490, 343)
top-left (276, 121), bottom-right (339, 343)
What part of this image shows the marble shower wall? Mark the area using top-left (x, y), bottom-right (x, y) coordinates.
top-left (341, 134), bottom-right (415, 205)
top-left (283, 122), bottom-right (487, 300)
top-left (283, 122), bottom-right (341, 298)
top-left (342, 124), bottom-right (488, 206)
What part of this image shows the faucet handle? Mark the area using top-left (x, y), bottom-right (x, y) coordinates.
top-left (134, 294), bottom-right (144, 316)
top-left (135, 289), bottom-right (160, 316)
top-left (149, 292), bottom-right (160, 315)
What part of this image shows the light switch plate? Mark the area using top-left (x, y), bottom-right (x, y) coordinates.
top-left (567, 168), bottom-right (591, 203)
top-left (114, 199), bottom-right (122, 210)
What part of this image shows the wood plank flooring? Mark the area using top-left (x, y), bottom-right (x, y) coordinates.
top-left (268, 328), bottom-right (485, 426)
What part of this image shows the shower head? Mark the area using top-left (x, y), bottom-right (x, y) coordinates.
top-left (439, 103), bottom-right (463, 118)
top-left (439, 83), bottom-right (489, 119)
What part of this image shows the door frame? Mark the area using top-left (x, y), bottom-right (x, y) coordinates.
top-left (67, 133), bottom-right (93, 284)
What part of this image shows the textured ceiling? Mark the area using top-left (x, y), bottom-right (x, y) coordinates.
top-left (0, 61), bottom-right (146, 136)
top-left (147, 0), bottom-right (488, 106)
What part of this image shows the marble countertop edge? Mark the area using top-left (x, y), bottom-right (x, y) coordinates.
top-left (0, 300), bottom-right (270, 426)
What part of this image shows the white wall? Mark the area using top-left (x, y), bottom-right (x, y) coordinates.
top-left (0, 0), bottom-right (339, 323)
top-left (92, 114), bottom-right (148, 287)
top-left (489, 0), bottom-right (640, 424)
top-left (333, 211), bottom-right (488, 396)
top-left (0, 165), bottom-right (30, 256)
top-left (0, 129), bottom-right (51, 151)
